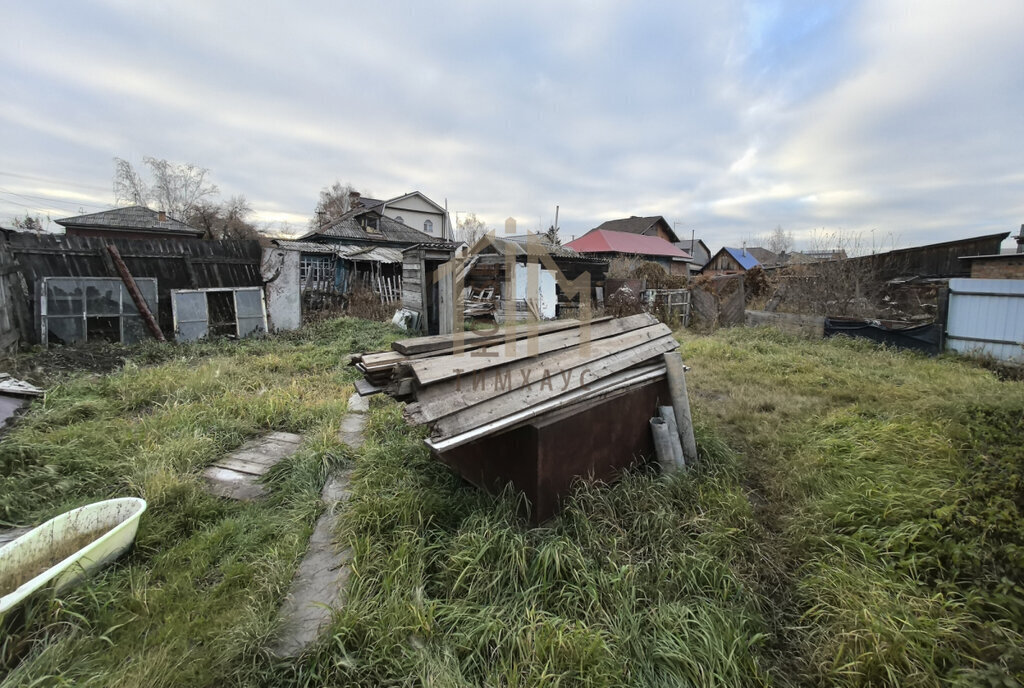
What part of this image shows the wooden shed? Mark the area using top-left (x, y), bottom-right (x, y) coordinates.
top-left (401, 243), bottom-right (457, 335)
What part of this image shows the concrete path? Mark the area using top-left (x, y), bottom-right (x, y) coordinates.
top-left (203, 431), bottom-right (303, 500)
top-left (270, 394), bottom-right (367, 657)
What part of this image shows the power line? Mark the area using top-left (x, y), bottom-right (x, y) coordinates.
top-left (0, 187), bottom-right (106, 211)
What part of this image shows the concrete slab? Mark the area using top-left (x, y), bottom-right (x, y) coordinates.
top-left (321, 469), bottom-right (353, 506)
top-left (203, 466), bottom-right (267, 500)
top-left (203, 431), bottom-right (303, 501)
top-left (271, 468), bottom-right (354, 657)
top-left (347, 393), bottom-right (370, 414)
top-left (338, 414), bottom-right (366, 448)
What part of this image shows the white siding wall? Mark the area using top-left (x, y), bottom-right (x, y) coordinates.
top-left (383, 194), bottom-right (451, 240)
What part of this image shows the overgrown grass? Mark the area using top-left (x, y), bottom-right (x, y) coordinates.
top-left (1, 320), bottom-right (1022, 687)
top-left (263, 400), bottom-right (770, 687)
top-left (681, 327), bottom-right (1024, 686)
top-left (0, 318), bottom-right (398, 685)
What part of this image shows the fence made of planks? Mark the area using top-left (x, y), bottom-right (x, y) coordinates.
top-left (691, 274), bottom-right (745, 330)
top-left (2, 233), bottom-right (263, 344)
top-left (0, 241), bottom-right (29, 353)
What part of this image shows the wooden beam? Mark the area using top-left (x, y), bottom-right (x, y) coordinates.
top-left (391, 316), bottom-right (611, 355)
top-left (425, 363), bottom-right (667, 452)
top-left (407, 325), bottom-right (675, 428)
top-left (107, 244), bottom-right (165, 342)
top-left (407, 313), bottom-right (656, 386)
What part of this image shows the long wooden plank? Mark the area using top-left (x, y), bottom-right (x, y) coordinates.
top-left (408, 314), bottom-right (657, 386)
top-left (361, 350), bottom-right (409, 367)
top-left (406, 323), bottom-right (674, 424)
top-left (392, 317), bottom-right (610, 355)
top-left (425, 337), bottom-right (678, 439)
top-left (426, 363), bottom-right (667, 453)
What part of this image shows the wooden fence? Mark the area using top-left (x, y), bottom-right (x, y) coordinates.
top-left (2, 233), bottom-right (263, 344)
top-left (0, 241), bottom-right (29, 353)
top-left (691, 274), bottom-right (745, 330)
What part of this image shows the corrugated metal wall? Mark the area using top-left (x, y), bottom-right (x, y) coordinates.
top-left (946, 278), bottom-right (1024, 362)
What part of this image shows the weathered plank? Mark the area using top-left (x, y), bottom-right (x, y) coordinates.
top-left (408, 313), bottom-right (656, 386)
top-left (392, 317), bottom-right (609, 355)
top-left (407, 323), bottom-right (674, 425)
top-left (360, 350), bottom-right (408, 367)
top-left (428, 337), bottom-right (678, 438)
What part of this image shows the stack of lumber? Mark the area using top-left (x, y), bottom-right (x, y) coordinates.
top-left (463, 287), bottom-right (497, 317)
top-left (351, 313), bottom-right (679, 451)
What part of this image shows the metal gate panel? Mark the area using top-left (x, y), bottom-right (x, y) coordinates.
top-left (946, 278), bottom-right (1024, 362)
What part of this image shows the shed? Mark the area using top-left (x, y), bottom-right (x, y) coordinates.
top-left (701, 247), bottom-right (761, 275)
top-left (402, 242), bottom-right (457, 335)
top-left (959, 253), bottom-right (1024, 280)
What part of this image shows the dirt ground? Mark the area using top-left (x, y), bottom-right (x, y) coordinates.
top-left (0, 343), bottom-right (138, 386)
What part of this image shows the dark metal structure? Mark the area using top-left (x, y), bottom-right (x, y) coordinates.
top-left (438, 378), bottom-right (671, 522)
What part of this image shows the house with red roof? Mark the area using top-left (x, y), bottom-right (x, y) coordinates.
top-left (565, 229), bottom-right (693, 276)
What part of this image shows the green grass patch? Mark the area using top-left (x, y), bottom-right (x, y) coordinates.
top-left (1, 320), bottom-right (1022, 687)
top-left (681, 327), bottom-right (1024, 686)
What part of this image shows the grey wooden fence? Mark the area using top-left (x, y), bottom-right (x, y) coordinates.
top-left (2, 233), bottom-right (264, 345)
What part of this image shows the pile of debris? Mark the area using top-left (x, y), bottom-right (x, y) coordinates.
top-left (463, 287), bottom-right (497, 318)
top-left (352, 314), bottom-right (686, 451)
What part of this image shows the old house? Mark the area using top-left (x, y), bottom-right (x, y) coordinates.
top-left (56, 206), bottom-right (204, 240)
top-left (280, 202), bottom-right (442, 296)
top-left (675, 238), bottom-right (711, 271)
top-left (567, 229), bottom-right (692, 275)
top-left (351, 191), bottom-right (453, 241)
top-left (460, 233), bottom-right (609, 321)
top-left (701, 246), bottom-right (762, 275)
top-left (590, 216), bottom-right (680, 243)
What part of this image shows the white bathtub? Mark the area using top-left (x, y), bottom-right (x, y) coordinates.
top-left (0, 497), bottom-right (147, 614)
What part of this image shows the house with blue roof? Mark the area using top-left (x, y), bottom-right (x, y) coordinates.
top-left (701, 246), bottom-right (766, 275)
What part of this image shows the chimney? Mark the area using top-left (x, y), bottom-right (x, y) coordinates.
top-left (158, 210), bottom-right (166, 222)
top-left (349, 191), bottom-right (361, 208)
top-left (1017, 223), bottom-right (1024, 254)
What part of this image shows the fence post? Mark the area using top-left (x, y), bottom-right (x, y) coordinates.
top-left (936, 285), bottom-right (949, 353)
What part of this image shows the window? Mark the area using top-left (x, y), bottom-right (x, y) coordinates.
top-left (41, 277), bottom-right (158, 347)
top-left (394, 216), bottom-right (404, 224)
top-left (299, 255), bottom-right (335, 289)
top-left (171, 287), bottom-right (267, 341)
top-left (424, 219), bottom-right (433, 233)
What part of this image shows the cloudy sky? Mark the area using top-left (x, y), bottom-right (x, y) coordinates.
top-left (2, 1), bottom-right (1023, 252)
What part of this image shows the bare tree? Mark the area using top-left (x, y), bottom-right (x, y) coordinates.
top-left (146, 157), bottom-right (218, 218)
top-left (310, 181), bottom-right (358, 230)
top-left (10, 213), bottom-right (49, 232)
top-left (766, 225), bottom-right (794, 255)
top-left (188, 195), bottom-right (261, 241)
top-left (113, 157), bottom-right (148, 206)
top-left (457, 212), bottom-right (487, 244)
top-left (113, 156), bottom-right (218, 219)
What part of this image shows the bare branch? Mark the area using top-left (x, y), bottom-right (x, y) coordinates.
top-left (112, 157), bottom-right (148, 207)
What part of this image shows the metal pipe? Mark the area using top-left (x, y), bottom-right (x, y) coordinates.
top-left (649, 417), bottom-right (677, 473)
top-left (663, 351), bottom-right (697, 463)
top-left (658, 405), bottom-right (685, 469)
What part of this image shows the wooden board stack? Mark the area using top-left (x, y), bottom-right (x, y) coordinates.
top-left (351, 313), bottom-right (679, 451)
